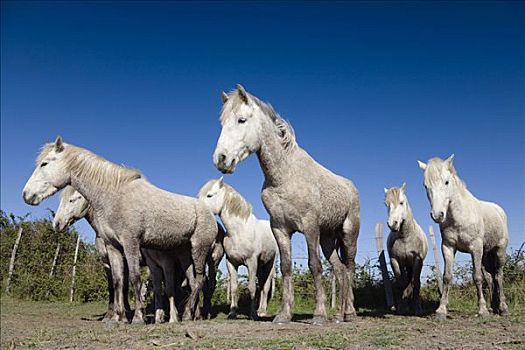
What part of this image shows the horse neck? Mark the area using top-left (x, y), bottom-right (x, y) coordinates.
top-left (447, 179), bottom-right (476, 222)
top-left (69, 161), bottom-right (119, 213)
top-left (219, 209), bottom-right (255, 240)
top-left (256, 119), bottom-right (294, 185)
top-left (399, 205), bottom-right (416, 237)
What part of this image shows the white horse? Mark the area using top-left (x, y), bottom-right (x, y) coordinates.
top-left (54, 186), bottom-right (225, 323)
top-left (213, 85), bottom-right (360, 325)
top-left (418, 155), bottom-right (509, 319)
top-left (23, 137), bottom-right (218, 323)
top-left (198, 177), bottom-right (278, 320)
top-left (384, 183), bottom-right (428, 315)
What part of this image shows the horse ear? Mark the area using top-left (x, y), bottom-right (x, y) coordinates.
top-left (221, 91), bottom-right (228, 104)
top-left (384, 187), bottom-right (388, 194)
top-left (54, 136), bottom-right (64, 152)
top-left (218, 176), bottom-right (224, 187)
top-left (417, 160), bottom-right (427, 171)
top-left (401, 182), bottom-right (407, 192)
top-left (236, 84), bottom-right (248, 103)
top-left (446, 154), bottom-right (455, 168)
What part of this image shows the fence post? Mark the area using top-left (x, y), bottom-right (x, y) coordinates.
top-left (428, 226), bottom-right (443, 294)
top-left (6, 227), bottom-right (24, 294)
top-left (331, 272), bottom-right (336, 309)
top-left (374, 223), bottom-right (394, 309)
top-left (49, 243), bottom-right (61, 278)
top-left (70, 235), bottom-right (81, 302)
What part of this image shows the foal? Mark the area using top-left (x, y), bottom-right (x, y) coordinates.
top-left (385, 183), bottom-right (428, 315)
top-left (199, 177), bottom-right (278, 320)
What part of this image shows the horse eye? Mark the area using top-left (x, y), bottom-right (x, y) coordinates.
top-left (40, 162), bottom-right (48, 167)
top-left (445, 181), bottom-right (449, 185)
top-left (207, 194), bottom-right (213, 198)
top-left (400, 201), bottom-right (404, 205)
top-left (69, 199), bottom-right (74, 203)
top-left (238, 117), bottom-right (247, 124)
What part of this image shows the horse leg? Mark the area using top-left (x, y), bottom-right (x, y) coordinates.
top-left (106, 245), bottom-right (127, 323)
top-left (183, 246), bottom-right (207, 321)
top-left (304, 226), bottom-right (327, 325)
top-left (149, 264), bottom-right (165, 324)
top-left (256, 260), bottom-right (274, 318)
top-left (494, 247), bottom-right (509, 315)
top-left (436, 244), bottom-right (455, 320)
top-left (203, 258), bottom-right (217, 320)
top-left (102, 262), bottom-right (115, 321)
top-left (122, 242), bottom-right (145, 324)
top-left (272, 227), bottom-right (294, 324)
top-left (340, 215), bottom-right (359, 321)
top-left (471, 246), bottom-right (490, 318)
top-left (320, 234), bottom-right (345, 323)
top-left (411, 258), bottom-right (424, 316)
top-left (246, 257), bottom-right (259, 320)
top-left (482, 252), bottom-right (495, 312)
top-left (226, 260), bottom-right (239, 319)
top-left (390, 257), bottom-right (404, 314)
top-left (161, 259), bottom-right (178, 323)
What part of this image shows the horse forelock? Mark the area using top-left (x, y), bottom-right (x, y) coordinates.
top-left (222, 183), bottom-right (252, 221)
top-left (220, 89), bottom-right (297, 152)
top-left (198, 179), bottom-right (217, 198)
top-left (37, 142), bottom-right (143, 191)
top-left (385, 187), bottom-right (403, 205)
top-left (425, 158), bottom-right (466, 189)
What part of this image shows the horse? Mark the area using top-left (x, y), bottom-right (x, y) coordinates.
top-left (213, 85), bottom-right (360, 325)
top-left (384, 183), bottom-right (428, 315)
top-left (54, 186), bottom-right (225, 323)
top-left (198, 177), bottom-right (278, 320)
top-left (418, 155), bottom-right (509, 319)
top-left (23, 136), bottom-right (218, 323)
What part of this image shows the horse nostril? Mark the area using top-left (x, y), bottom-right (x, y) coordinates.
top-left (219, 154), bottom-right (226, 163)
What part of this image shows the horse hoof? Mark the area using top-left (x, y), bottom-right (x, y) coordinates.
top-left (131, 317), bottom-right (145, 325)
top-left (332, 315), bottom-right (343, 324)
top-left (257, 311), bottom-right (267, 318)
top-left (272, 314), bottom-right (291, 325)
top-left (435, 312), bottom-right (447, 321)
top-left (344, 313), bottom-right (357, 322)
top-left (249, 314), bottom-right (259, 321)
top-left (311, 316), bottom-right (327, 326)
top-left (477, 311), bottom-right (491, 320)
top-left (227, 312), bottom-right (237, 320)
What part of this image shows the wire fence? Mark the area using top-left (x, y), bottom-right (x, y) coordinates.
top-left (2, 212), bottom-right (524, 311)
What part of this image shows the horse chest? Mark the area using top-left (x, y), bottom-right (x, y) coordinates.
top-left (261, 187), bottom-right (303, 231)
top-left (390, 238), bottom-right (416, 263)
top-left (441, 224), bottom-right (483, 252)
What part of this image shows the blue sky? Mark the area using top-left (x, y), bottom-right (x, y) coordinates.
top-left (1, 1), bottom-right (524, 270)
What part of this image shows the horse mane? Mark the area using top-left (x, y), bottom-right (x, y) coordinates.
top-left (37, 143), bottom-right (143, 191)
top-left (220, 90), bottom-right (297, 152)
top-left (222, 183), bottom-right (253, 221)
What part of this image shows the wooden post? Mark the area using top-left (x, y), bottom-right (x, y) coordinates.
top-left (46, 243), bottom-right (61, 299)
top-left (375, 223), bottom-right (394, 309)
top-left (428, 226), bottom-right (443, 294)
top-left (70, 235), bottom-right (81, 302)
top-left (6, 227), bottom-right (23, 294)
top-left (331, 272), bottom-right (336, 309)
top-left (49, 243), bottom-right (61, 278)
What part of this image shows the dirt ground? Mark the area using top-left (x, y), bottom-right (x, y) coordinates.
top-left (1, 298), bottom-right (524, 350)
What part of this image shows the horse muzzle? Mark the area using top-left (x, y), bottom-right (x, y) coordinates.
top-left (214, 153), bottom-right (237, 174)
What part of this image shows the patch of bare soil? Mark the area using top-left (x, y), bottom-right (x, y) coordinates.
top-left (1, 299), bottom-right (524, 349)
